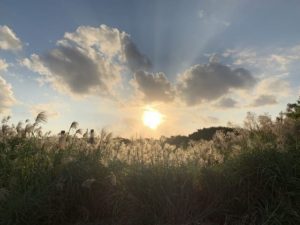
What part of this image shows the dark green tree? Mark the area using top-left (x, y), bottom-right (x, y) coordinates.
top-left (286, 97), bottom-right (300, 119)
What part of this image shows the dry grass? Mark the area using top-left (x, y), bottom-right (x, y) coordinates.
top-left (0, 109), bottom-right (299, 225)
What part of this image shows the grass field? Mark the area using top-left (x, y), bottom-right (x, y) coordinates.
top-left (0, 109), bottom-right (300, 225)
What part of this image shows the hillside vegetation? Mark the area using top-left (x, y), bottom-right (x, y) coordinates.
top-left (0, 99), bottom-right (300, 225)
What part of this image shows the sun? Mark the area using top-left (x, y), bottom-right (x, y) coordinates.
top-left (143, 108), bottom-right (162, 129)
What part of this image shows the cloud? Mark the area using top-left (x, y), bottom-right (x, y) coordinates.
top-left (131, 71), bottom-right (175, 103)
top-left (21, 50), bottom-right (116, 97)
top-left (209, 53), bottom-right (220, 64)
top-left (197, 10), bottom-right (231, 27)
top-left (255, 76), bottom-right (291, 97)
top-left (21, 25), bottom-right (151, 97)
top-left (0, 58), bottom-right (16, 113)
top-left (122, 35), bottom-right (152, 71)
top-left (177, 62), bottom-right (256, 105)
top-left (0, 59), bottom-right (8, 71)
top-left (42, 45), bottom-right (112, 95)
top-left (251, 95), bottom-right (277, 107)
top-left (224, 46), bottom-right (300, 74)
top-left (0, 25), bottom-right (22, 51)
top-left (21, 54), bottom-right (51, 76)
top-left (198, 10), bottom-right (205, 19)
top-left (215, 97), bottom-right (238, 108)
top-left (0, 76), bottom-right (16, 114)
top-left (62, 25), bottom-right (151, 72)
top-left (222, 47), bottom-right (297, 107)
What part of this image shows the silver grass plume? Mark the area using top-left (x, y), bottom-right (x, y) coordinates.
top-left (16, 122), bottom-right (23, 134)
top-left (1, 124), bottom-right (9, 134)
top-left (68, 121), bottom-right (79, 134)
top-left (35, 111), bottom-right (47, 125)
top-left (83, 129), bottom-right (88, 138)
top-left (1, 116), bottom-right (10, 124)
top-left (75, 129), bottom-right (83, 135)
top-left (24, 123), bottom-right (34, 136)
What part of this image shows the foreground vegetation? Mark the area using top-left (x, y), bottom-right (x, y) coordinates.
top-left (1, 101), bottom-right (300, 225)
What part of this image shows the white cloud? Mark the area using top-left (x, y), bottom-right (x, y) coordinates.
top-left (0, 59), bottom-right (8, 71)
top-left (0, 25), bottom-right (22, 51)
top-left (0, 57), bottom-right (16, 114)
top-left (21, 25), bottom-right (151, 98)
top-left (221, 46), bottom-right (300, 107)
top-left (224, 46), bottom-right (300, 75)
top-left (255, 76), bottom-right (291, 97)
top-left (0, 76), bottom-right (16, 114)
top-left (198, 10), bottom-right (205, 19)
top-left (197, 10), bottom-right (231, 27)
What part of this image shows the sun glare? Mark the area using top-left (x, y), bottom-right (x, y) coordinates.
top-left (143, 108), bottom-right (162, 129)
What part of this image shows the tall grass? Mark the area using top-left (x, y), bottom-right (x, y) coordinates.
top-left (0, 110), bottom-right (299, 225)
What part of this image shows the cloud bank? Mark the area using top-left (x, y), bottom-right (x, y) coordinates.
top-left (20, 24), bottom-right (278, 112)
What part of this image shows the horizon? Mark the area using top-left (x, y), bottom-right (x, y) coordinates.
top-left (1, 0), bottom-right (300, 138)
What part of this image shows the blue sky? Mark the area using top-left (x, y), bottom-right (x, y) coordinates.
top-left (1, 0), bottom-right (300, 137)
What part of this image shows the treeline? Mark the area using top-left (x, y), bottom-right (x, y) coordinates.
top-left (115, 127), bottom-right (235, 148)
top-left (165, 126), bottom-right (234, 148)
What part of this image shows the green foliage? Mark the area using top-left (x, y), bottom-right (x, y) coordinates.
top-left (166, 127), bottom-right (234, 148)
top-left (286, 97), bottom-right (300, 120)
top-left (200, 149), bottom-right (300, 224)
top-left (189, 126), bottom-right (235, 141)
top-left (165, 135), bottom-right (189, 148)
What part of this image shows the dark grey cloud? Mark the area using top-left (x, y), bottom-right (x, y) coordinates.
top-left (251, 94), bottom-right (277, 107)
top-left (41, 45), bottom-right (108, 95)
top-left (132, 71), bottom-right (175, 102)
top-left (177, 62), bottom-right (256, 105)
top-left (122, 35), bottom-right (152, 72)
top-left (215, 97), bottom-right (238, 108)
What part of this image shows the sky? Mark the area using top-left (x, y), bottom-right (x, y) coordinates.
top-left (1, 0), bottom-right (300, 137)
